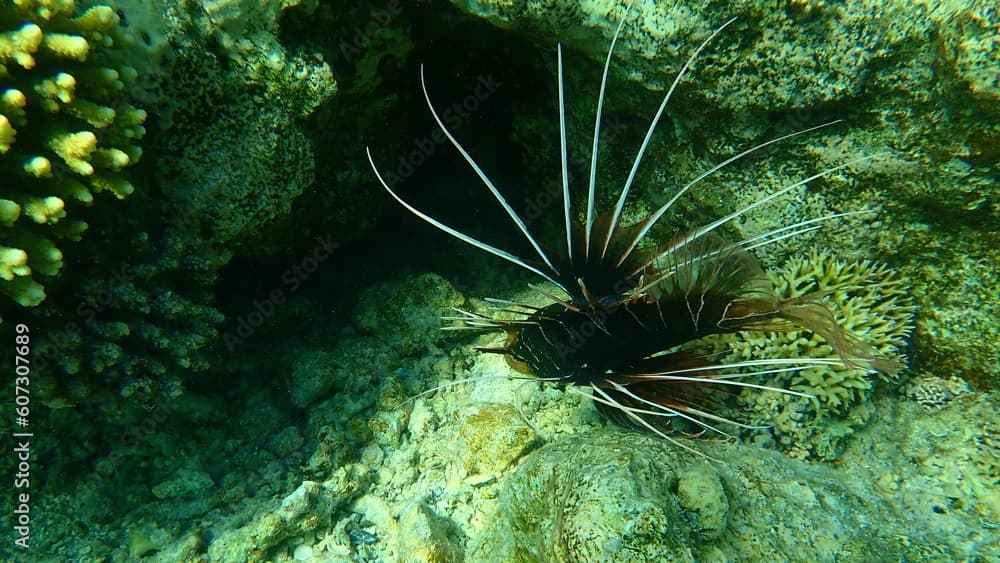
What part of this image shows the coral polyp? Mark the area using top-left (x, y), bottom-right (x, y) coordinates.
top-left (0, 0), bottom-right (146, 314)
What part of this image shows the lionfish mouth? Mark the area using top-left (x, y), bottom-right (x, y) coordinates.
top-left (367, 8), bottom-right (897, 455)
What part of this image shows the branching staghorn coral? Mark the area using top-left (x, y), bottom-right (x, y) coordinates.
top-left (0, 0), bottom-right (146, 316)
top-left (715, 250), bottom-right (915, 459)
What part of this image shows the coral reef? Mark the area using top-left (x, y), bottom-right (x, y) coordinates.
top-left (906, 372), bottom-right (971, 410)
top-left (33, 306), bottom-right (995, 561)
top-left (712, 250), bottom-right (914, 459)
top-left (0, 0), bottom-right (145, 314)
top-left (22, 0), bottom-right (336, 411)
top-left (6, 1), bottom-right (997, 562)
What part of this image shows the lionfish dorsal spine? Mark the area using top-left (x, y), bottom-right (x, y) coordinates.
top-left (584, 3), bottom-right (634, 262)
top-left (557, 43), bottom-right (573, 262)
top-left (614, 120), bottom-right (842, 269)
top-left (601, 16), bottom-right (739, 263)
top-left (365, 146), bottom-right (567, 292)
top-left (416, 65), bottom-right (562, 277)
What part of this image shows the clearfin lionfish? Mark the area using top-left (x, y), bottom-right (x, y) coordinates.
top-left (366, 11), bottom-right (898, 453)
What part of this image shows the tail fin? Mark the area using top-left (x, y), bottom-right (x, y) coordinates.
top-left (777, 295), bottom-right (902, 375)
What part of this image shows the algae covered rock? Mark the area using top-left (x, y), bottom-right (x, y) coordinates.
top-left (933, 1), bottom-right (1000, 103)
top-left (355, 272), bottom-right (466, 355)
top-left (151, 468), bottom-right (214, 500)
top-left (470, 429), bottom-right (940, 562)
top-left (397, 502), bottom-right (464, 563)
top-left (472, 432), bottom-right (693, 562)
top-left (892, 390), bottom-right (1000, 524)
top-left (285, 273), bottom-right (465, 410)
top-left (456, 402), bottom-right (538, 477)
top-left (133, 0), bottom-right (337, 253)
top-left (206, 474), bottom-right (360, 562)
top-left (447, 0), bottom-right (911, 110)
top-left (288, 350), bottom-right (343, 409)
top-left (675, 463), bottom-right (728, 540)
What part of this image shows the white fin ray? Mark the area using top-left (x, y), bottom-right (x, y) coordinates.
top-left (617, 120), bottom-right (842, 267)
top-left (632, 152), bottom-right (889, 277)
top-left (631, 211), bottom-right (872, 294)
top-left (628, 357), bottom-right (843, 376)
top-left (585, 3), bottom-right (634, 259)
top-left (606, 379), bottom-right (736, 439)
top-left (584, 384), bottom-right (718, 460)
top-left (367, 148), bottom-right (569, 293)
top-left (619, 374), bottom-right (817, 398)
top-left (557, 44), bottom-right (573, 260)
top-left (603, 16), bottom-right (740, 261)
top-left (419, 65), bottom-right (560, 275)
top-left (739, 210), bottom-right (871, 252)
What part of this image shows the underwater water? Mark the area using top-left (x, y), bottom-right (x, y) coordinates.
top-left (1, 0), bottom-right (998, 561)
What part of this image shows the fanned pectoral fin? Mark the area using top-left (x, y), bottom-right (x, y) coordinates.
top-left (646, 233), bottom-right (777, 303)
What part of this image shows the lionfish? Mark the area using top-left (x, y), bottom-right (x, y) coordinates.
top-left (366, 10), bottom-right (898, 453)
